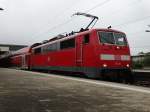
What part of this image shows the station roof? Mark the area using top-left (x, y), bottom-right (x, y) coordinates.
top-left (0, 44), bottom-right (27, 51)
top-left (11, 47), bottom-right (30, 56)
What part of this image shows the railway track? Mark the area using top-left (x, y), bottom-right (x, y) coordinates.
top-left (132, 70), bottom-right (150, 87)
top-left (40, 69), bottom-right (150, 88)
top-left (134, 81), bottom-right (150, 87)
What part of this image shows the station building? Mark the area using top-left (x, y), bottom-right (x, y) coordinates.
top-left (132, 53), bottom-right (150, 62)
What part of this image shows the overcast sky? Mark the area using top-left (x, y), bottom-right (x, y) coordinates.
top-left (0, 0), bottom-right (150, 55)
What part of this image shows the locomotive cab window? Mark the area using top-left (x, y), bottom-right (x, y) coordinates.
top-left (83, 34), bottom-right (90, 44)
top-left (60, 38), bottom-right (75, 49)
top-left (34, 47), bottom-right (41, 54)
top-left (114, 33), bottom-right (127, 46)
top-left (99, 32), bottom-right (115, 44)
top-left (98, 32), bottom-right (127, 46)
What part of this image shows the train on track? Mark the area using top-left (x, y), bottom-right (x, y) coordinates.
top-left (0, 12), bottom-right (133, 82)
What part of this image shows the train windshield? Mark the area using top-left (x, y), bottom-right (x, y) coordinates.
top-left (98, 32), bottom-right (127, 46)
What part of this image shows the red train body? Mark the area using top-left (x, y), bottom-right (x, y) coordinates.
top-left (10, 47), bottom-right (31, 69)
top-left (9, 28), bottom-right (132, 80)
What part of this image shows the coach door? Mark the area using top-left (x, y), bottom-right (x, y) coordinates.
top-left (76, 36), bottom-right (83, 66)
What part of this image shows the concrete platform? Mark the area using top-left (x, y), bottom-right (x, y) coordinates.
top-left (133, 69), bottom-right (150, 73)
top-left (0, 68), bottom-right (150, 112)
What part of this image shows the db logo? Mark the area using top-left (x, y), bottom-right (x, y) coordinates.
top-left (115, 55), bottom-right (121, 60)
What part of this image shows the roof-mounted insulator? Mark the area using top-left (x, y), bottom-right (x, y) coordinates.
top-left (107, 26), bottom-right (112, 29)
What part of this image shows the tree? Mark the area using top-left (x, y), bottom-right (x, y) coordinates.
top-left (138, 51), bottom-right (144, 55)
top-left (143, 54), bottom-right (150, 67)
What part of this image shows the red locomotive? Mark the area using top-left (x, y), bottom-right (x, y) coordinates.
top-left (1, 13), bottom-right (132, 82)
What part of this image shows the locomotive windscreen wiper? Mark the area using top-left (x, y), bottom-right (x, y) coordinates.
top-left (72, 12), bottom-right (99, 30)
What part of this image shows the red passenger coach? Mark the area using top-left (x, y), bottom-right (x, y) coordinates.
top-left (10, 47), bottom-right (31, 69)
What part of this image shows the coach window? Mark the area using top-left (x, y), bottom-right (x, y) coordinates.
top-left (34, 47), bottom-right (41, 54)
top-left (60, 38), bottom-right (75, 49)
top-left (83, 34), bottom-right (90, 44)
top-left (47, 43), bottom-right (57, 51)
top-left (42, 45), bottom-right (47, 53)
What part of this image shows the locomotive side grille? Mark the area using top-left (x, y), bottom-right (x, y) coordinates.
top-left (100, 54), bottom-right (130, 61)
top-left (121, 55), bottom-right (130, 61)
top-left (100, 54), bottom-right (114, 60)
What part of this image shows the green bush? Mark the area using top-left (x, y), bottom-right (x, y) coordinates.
top-left (132, 61), bottom-right (144, 69)
top-left (143, 55), bottom-right (150, 67)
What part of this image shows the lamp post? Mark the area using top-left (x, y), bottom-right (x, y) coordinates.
top-left (145, 30), bottom-right (150, 32)
top-left (0, 8), bottom-right (4, 10)
top-left (145, 25), bottom-right (150, 32)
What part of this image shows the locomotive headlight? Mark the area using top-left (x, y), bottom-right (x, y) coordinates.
top-left (126, 64), bottom-right (130, 67)
top-left (103, 64), bottom-right (107, 67)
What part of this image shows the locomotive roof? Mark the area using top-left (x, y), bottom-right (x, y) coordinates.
top-left (32, 28), bottom-right (125, 49)
top-left (96, 28), bottom-right (125, 34)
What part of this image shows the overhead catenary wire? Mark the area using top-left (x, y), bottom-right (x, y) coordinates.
top-left (45, 0), bottom-right (145, 32)
top-left (48, 0), bottom-right (111, 32)
top-left (113, 15), bottom-right (150, 28)
top-left (84, 0), bottom-right (111, 13)
top-left (102, 0), bottom-right (142, 18)
top-left (31, 0), bottom-right (112, 40)
top-left (30, 18), bottom-right (75, 41)
top-left (131, 45), bottom-right (150, 49)
top-left (30, 0), bottom-right (83, 40)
